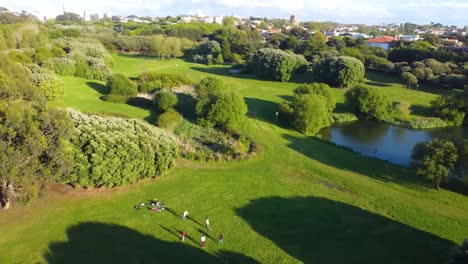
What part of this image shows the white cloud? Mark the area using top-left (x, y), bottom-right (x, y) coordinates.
top-left (0, 0), bottom-right (466, 25)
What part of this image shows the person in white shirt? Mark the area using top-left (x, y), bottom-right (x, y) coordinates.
top-left (201, 235), bottom-right (206, 248)
top-left (205, 218), bottom-right (211, 230)
top-left (182, 210), bottom-right (188, 221)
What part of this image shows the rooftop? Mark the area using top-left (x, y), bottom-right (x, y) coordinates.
top-left (367, 36), bottom-right (396, 43)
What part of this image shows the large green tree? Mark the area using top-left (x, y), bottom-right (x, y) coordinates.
top-left (345, 86), bottom-right (393, 121)
top-left (314, 56), bottom-right (365, 87)
top-left (411, 138), bottom-right (458, 190)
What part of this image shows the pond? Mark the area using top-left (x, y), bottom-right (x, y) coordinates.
top-left (318, 120), bottom-right (468, 166)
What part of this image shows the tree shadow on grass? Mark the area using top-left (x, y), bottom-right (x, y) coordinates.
top-left (283, 133), bottom-right (425, 187)
top-left (365, 81), bottom-right (392, 87)
top-left (190, 67), bottom-right (312, 84)
top-left (175, 93), bottom-right (197, 122)
top-left (86, 81), bottom-right (108, 95)
top-left (409, 104), bottom-right (435, 117)
top-left (236, 196), bottom-right (455, 264)
top-left (44, 222), bottom-right (258, 264)
top-left (244, 97), bottom-right (280, 124)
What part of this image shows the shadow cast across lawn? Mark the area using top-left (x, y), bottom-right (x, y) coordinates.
top-left (282, 133), bottom-right (427, 187)
top-left (44, 222), bottom-right (258, 264)
top-left (86, 81), bottom-right (108, 95)
top-left (236, 196), bottom-right (456, 264)
top-left (244, 97), bottom-right (280, 124)
top-left (190, 66), bottom-right (313, 84)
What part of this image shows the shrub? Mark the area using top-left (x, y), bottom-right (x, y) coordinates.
top-left (332, 113), bottom-right (358, 123)
top-left (107, 73), bottom-right (137, 96)
top-left (153, 91), bottom-right (178, 112)
top-left (401, 72), bottom-right (418, 88)
top-left (206, 91), bottom-right (248, 131)
top-left (32, 72), bottom-right (64, 100)
top-left (67, 110), bottom-right (179, 188)
top-left (431, 95), bottom-right (465, 126)
top-left (314, 56), bottom-right (365, 87)
top-left (345, 85), bottom-right (393, 121)
top-left (157, 108), bottom-right (183, 128)
top-left (138, 72), bottom-right (192, 93)
top-left (291, 94), bottom-right (330, 134)
top-left (195, 77), bottom-right (226, 118)
top-left (43, 57), bottom-right (76, 76)
top-left (251, 48), bottom-right (300, 82)
top-left (293, 83), bottom-right (336, 112)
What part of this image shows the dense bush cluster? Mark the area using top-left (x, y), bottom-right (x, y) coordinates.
top-left (67, 110), bottom-right (178, 188)
top-left (395, 59), bottom-right (466, 89)
top-left (157, 108), bottom-right (183, 129)
top-left (42, 39), bottom-right (113, 81)
top-left (97, 34), bottom-right (194, 57)
top-left (195, 77), bottom-right (247, 131)
top-left (107, 73), bottom-right (137, 97)
top-left (431, 95), bottom-right (466, 126)
top-left (251, 48), bottom-right (308, 82)
top-left (173, 120), bottom-right (257, 161)
top-left (280, 83), bottom-right (335, 134)
top-left (138, 72), bottom-right (192, 93)
top-left (153, 91), bottom-right (178, 112)
top-left (345, 85), bottom-right (393, 121)
top-left (314, 56), bottom-right (365, 88)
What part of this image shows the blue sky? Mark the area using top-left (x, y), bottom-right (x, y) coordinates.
top-left (1, 0), bottom-right (467, 26)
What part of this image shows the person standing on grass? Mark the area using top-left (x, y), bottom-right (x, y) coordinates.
top-left (201, 235), bottom-right (206, 248)
top-left (218, 233), bottom-right (223, 244)
top-left (181, 231), bottom-right (186, 242)
top-left (205, 218), bottom-right (211, 230)
top-left (183, 210), bottom-right (188, 221)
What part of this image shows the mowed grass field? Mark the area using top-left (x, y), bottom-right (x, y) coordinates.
top-left (1, 53), bottom-right (467, 264)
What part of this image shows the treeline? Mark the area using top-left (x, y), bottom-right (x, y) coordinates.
top-left (96, 34), bottom-right (195, 57)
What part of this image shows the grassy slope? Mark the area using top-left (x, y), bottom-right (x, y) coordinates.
top-left (0, 54), bottom-right (466, 264)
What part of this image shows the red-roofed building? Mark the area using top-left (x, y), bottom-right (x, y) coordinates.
top-left (366, 36), bottom-right (396, 50)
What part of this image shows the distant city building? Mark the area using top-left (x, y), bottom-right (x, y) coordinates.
top-left (290, 15), bottom-right (299, 26)
top-left (201, 16), bottom-right (214, 23)
top-left (366, 36), bottom-right (396, 50)
top-left (179, 16), bottom-right (193, 23)
top-left (213, 16), bottom-right (223, 25)
top-left (89, 13), bottom-right (99, 21)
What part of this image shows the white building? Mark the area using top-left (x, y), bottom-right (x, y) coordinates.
top-left (397, 34), bottom-right (420, 41)
top-left (214, 16), bottom-right (223, 25)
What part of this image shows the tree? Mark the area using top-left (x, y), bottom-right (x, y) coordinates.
top-left (411, 138), bottom-right (458, 190)
top-left (291, 94), bottom-right (330, 134)
top-left (431, 95), bottom-right (466, 126)
top-left (401, 72), bottom-right (418, 88)
top-left (293, 83), bottom-right (336, 113)
top-left (251, 48), bottom-right (300, 82)
top-left (195, 77), bottom-right (226, 117)
top-left (157, 108), bottom-right (183, 128)
top-left (107, 73), bottom-right (137, 97)
top-left (153, 91), bottom-right (178, 112)
top-left (206, 92), bottom-right (248, 130)
top-left (345, 86), bottom-right (393, 121)
top-left (314, 56), bottom-right (365, 87)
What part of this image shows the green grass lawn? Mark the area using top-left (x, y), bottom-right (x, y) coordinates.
top-left (0, 53), bottom-right (467, 264)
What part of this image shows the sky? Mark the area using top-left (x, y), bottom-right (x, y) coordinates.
top-left (1, 0), bottom-right (467, 26)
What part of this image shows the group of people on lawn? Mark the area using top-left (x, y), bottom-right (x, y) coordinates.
top-left (181, 210), bottom-right (223, 248)
top-left (135, 200), bottom-right (224, 248)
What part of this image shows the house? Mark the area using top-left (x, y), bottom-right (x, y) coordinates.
top-left (213, 16), bottom-right (223, 24)
top-left (201, 16), bottom-right (214, 23)
top-left (397, 34), bottom-right (420, 41)
top-left (179, 16), bottom-right (194, 23)
top-left (366, 36), bottom-right (396, 50)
